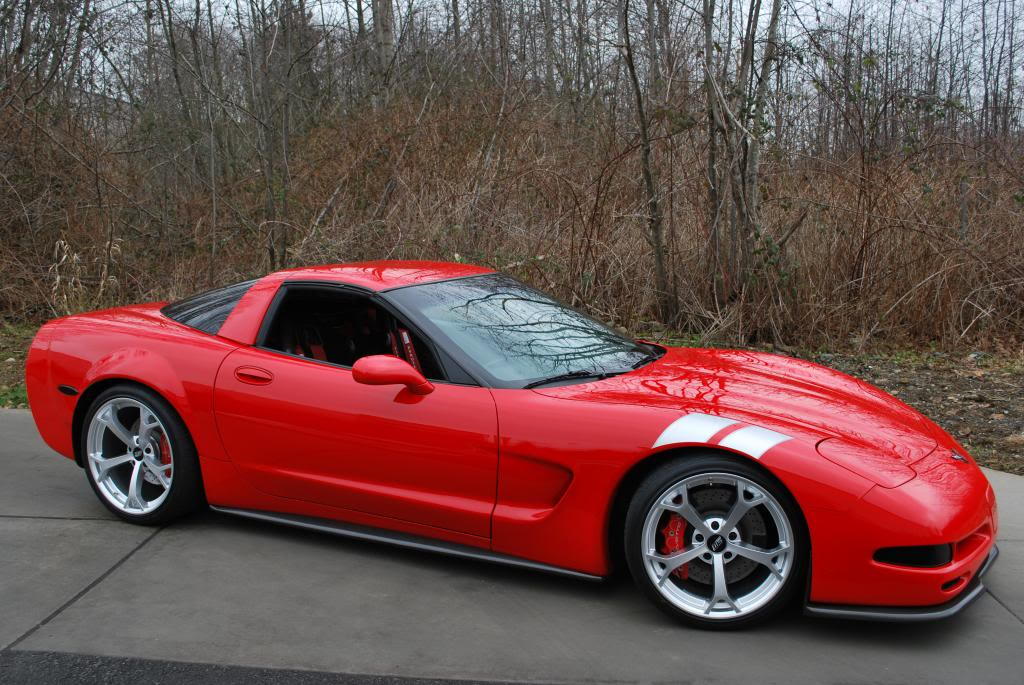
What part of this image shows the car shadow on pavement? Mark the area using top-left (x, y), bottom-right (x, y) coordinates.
top-left (190, 507), bottom-right (985, 652)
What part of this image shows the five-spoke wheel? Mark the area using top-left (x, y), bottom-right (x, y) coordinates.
top-left (626, 453), bottom-right (806, 628)
top-left (87, 397), bottom-right (174, 514)
top-left (82, 385), bottom-right (203, 524)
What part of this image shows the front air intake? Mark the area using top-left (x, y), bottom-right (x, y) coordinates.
top-left (873, 544), bottom-right (953, 568)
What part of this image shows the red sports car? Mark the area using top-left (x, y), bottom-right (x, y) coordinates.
top-left (25, 261), bottom-right (998, 628)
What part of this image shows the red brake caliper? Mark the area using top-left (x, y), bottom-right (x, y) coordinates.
top-left (158, 433), bottom-right (172, 469)
top-left (660, 514), bottom-right (690, 580)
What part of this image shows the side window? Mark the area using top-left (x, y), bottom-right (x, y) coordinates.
top-left (161, 280), bottom-right (256, 335)
top-left (260, 286), bottom-right (444, 381)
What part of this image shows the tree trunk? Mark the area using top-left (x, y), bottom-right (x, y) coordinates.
top-left (622, 0), bottom-right (674, 322)
top-left (373, 0), bottom-right (394, 94)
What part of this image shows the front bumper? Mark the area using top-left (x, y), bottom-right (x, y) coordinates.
top-left (805, 545), bottom-right (999, 622)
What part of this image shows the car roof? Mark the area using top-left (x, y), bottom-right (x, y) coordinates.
top-left (268, 260), bottom-right (495, 291)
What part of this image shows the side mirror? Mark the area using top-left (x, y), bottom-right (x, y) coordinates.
top-left (352, 355), bottom-right (434, 395)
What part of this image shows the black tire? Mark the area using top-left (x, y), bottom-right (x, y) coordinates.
top-left (624, 452), bottom-right (808, 630)
top-left (81, 384), bottom-right (205, 525)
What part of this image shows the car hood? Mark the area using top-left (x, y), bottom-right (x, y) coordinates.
top-left (531, 347), bottom-right (938, 465)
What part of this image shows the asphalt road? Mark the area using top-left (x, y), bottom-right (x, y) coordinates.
top-left (1, 408), bottom-right (1022, 684)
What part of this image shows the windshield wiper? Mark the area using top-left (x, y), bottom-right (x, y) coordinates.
top-left (523, 370), bottom-right (622, 389)
top-left (631, 345), bottom-right (666, 369)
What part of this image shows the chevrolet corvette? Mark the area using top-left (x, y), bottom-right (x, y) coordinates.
top-left (25, 261), bottom-right (998, 628)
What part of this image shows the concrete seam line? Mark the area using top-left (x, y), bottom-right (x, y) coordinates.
top-left (1, 526), bottom-right (165, 652)
top-left (986, 590), bottom-right (1024, 626)
top-left (0, 650), bottom-right (537, 685)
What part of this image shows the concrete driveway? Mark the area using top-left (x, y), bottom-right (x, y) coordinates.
top-left (1, 408), bottom-right (1021, 684)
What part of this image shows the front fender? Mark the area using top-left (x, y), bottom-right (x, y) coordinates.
top-left (491, 395), bottom-right (876, 577)
top-left (649, 412), bottom-right (875, 513)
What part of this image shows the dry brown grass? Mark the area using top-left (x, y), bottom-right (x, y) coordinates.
top-left (1, 95), bottom-right (1022, 354)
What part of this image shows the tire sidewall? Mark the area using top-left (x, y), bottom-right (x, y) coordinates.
top-left (82, 384), bottom-right (203, 525)
top-left (624, 452), bottom-right (808, 630)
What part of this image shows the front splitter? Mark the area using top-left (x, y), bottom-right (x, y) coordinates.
top-left (804, 545), bottom-right (1000, 622)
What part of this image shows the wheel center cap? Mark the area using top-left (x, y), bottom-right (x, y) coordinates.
top-left (707, 534), bottom-right (727, 553)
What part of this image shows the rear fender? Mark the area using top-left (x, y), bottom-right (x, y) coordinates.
top-left (67, 348), bottom-right (193, 465)
top-left (70, 345), bottom-right (233, 467)
top-left (82, 347), bottom-right (190, 414)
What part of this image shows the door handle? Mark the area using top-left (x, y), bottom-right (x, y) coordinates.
top-left (235, 366), bottom-right (274, 385)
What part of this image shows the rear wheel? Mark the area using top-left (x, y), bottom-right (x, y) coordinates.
top-left (82, 385), bottom-right (204, 525)
top-left (625, 453), bottom-right (807, 629)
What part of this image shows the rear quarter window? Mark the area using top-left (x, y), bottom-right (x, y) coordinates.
top-left (161, 280), bottom-right (256, 335)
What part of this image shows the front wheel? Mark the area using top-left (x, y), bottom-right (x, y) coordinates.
top-left (624, 453), bottom-right (807, 629)
top-left (82, 384), bottom-right (204, 525)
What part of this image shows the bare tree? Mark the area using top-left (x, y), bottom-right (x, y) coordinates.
top-left (1, 0), bottom-right (1022, 347)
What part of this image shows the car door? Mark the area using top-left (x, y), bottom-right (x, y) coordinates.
top-left (212, 294), bottom-right (498, 539)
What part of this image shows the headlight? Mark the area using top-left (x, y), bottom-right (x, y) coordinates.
top-left (816, 438), bottom-right (915, 488)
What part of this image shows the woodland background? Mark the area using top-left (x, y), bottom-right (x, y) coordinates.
top-left (1, 0), bottom-right (1023, 351)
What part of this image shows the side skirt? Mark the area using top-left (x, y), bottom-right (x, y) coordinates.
top-left (210, 505), bottom-right (604, 582)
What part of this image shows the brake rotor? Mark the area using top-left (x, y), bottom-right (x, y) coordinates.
top-left (659, 486), bottom-right (767, 585)
top-left (134, 418), bottom-right (171, 486)
top-left (147, 432), bottom-right (172, 484)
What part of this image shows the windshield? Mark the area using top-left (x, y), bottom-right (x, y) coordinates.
top-left (387, 273), bottom-right (654, 388)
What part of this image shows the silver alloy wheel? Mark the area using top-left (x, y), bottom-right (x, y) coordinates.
top-left (641, 472), bottom-right (794, 619)
top-left (86, 397), bottom-right (174, 515)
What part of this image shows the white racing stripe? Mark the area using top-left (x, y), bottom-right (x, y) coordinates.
top-left (652, 413), bottom-right (738, 448)
top-left (718, 425), bottom-right (792, 459)
top-left (652, 413), bottom-right (793, 459)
